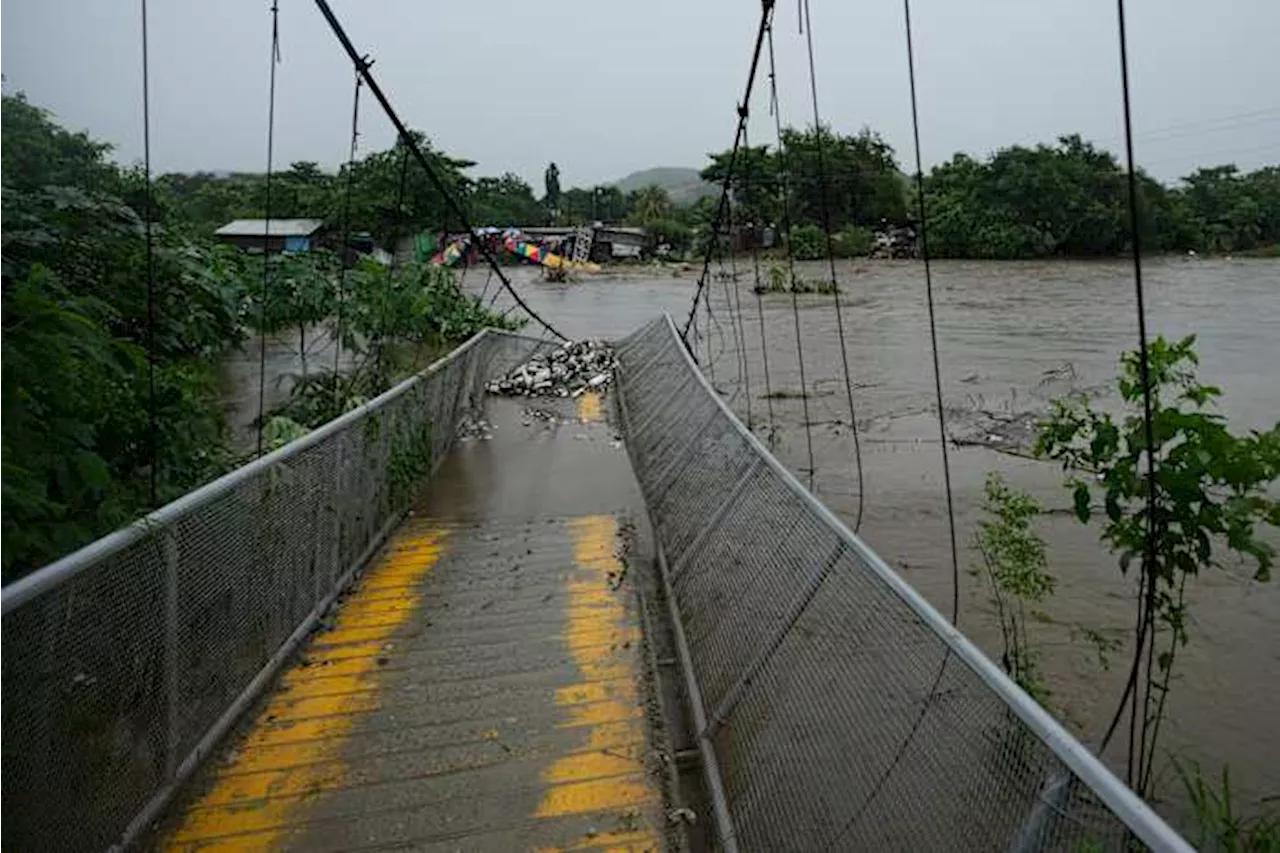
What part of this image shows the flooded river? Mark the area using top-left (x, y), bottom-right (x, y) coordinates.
top-left (474, 256), bottom-right (1279, 818)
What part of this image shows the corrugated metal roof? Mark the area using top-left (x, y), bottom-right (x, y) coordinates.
top-left (214, 218), bottom-right (325, 237)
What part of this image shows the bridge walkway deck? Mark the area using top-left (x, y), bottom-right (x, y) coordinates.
top-left (159, 392), bottom-right (667, 852)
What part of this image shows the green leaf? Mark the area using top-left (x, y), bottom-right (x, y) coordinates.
top-left (1073, 483), bottom-right (1092, 523)
top-left (1105, 491), bottom-right (1122, 522)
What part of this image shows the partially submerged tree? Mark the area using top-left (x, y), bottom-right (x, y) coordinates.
top-left (1037, 335), bottom-right (1280, 797)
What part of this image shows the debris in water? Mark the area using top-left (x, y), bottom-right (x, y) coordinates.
top-left (488, 340), bottom-right (619, 398)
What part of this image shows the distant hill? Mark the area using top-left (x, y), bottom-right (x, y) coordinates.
top-left (611, 167), bottom-right (716, 206)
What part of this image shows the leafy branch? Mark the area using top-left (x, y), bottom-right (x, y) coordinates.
top-left (1037, 334), bottom-right (1280, 797)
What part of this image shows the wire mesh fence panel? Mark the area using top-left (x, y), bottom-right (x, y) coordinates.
top-left (0, 328), bottom-right (550, 853)
top-left (614, 315), bottom-right (1190, 853)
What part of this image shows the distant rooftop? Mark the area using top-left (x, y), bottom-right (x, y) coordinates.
top-left (214, 218), bottom-right (325, 237)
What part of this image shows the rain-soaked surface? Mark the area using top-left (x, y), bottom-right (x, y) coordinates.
top-left (161, 392), bottom-right (668, 851)
top-left (209, 255), bottom-right (1277, 823)
top-left (474, 256), bottom-right (1279, 816)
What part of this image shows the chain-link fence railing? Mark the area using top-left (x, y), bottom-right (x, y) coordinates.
top-left (614, 315), bottom-right (1191, 853)
top-left (1, 328), bottom-right (552, 853)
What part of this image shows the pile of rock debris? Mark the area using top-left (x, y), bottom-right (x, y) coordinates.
top-left (487, 340), bottom-right (619, 398)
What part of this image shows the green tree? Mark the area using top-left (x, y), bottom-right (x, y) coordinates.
top-left (1180, 166), bottom-right (1265, 252)
top-left (340, 132), bottom-right (472, 245)
top-left (1243, 166), bottom-right (1280, 247)
top-left (468, 173), bottom-right (543, 226)
top-left (543, 161), bottom-right (561, 213)
top-left (626, 184), bottom-right (673, 228)
top-left (972, 472), bottom-right (1054, 704)
top-left (1, 93), bottom-right (121, 195)
top-left (277, 160), bottom-right (335, 219)
top-left (2, 93), bottom-right (245, 580)
top-left (558, 187), bottom-right (594, 225)
top-left (700, 143), bottom-right (779, 230)
top-left (781, 124), bottom-right (907, 229)
top-left (924, 136), bottom-right (1133, 258)
top-left (1037, 335), bottom-right (1280, 797)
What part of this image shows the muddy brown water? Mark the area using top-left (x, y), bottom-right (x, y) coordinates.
top-left (471, 256), bottom-right (1279, 822)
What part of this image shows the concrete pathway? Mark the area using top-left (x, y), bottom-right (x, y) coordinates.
top-left (161, 392), bottom-right (665, 852)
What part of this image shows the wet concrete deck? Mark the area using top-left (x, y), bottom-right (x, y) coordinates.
top-left (161, 392), bottom-right (666, 852)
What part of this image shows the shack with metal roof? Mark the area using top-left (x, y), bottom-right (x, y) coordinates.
top-left (213, 218), bottom-right (326, 254)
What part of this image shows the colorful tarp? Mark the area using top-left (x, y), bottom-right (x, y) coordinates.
top-left (502, 235), bottom-right (600, 272)
top-left (430, 239), bottom-right (467, 267)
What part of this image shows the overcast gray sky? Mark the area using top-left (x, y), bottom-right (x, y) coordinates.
top-left (4, 0), bottom-right (1277, 188)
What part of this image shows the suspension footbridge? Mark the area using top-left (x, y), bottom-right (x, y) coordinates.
top-left (0, 0), bottom-right (1200, 851)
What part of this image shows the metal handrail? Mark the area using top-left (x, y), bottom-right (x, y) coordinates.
top-left (646, 312), bottom-right (1192, 853)
top-left (1, 327), bottom-right (544, 614)
top-left (1, 325), bottom-right (551, 852)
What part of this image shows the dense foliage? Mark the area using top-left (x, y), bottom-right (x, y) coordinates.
top-left (701, 126), bottom-right (908, 233)
top-left (145, 116), bottom-right (1280, 261)
top-left (698, 128), bottom-right (1278, 259)
top-left (1, 94), bottom-right (514, 580)
top-left (923, 136), bottom-right (1280, 258)
top-left (158, 133), bottom-right (475, 243)
top-left (2, 93), bottom-right (245, 580)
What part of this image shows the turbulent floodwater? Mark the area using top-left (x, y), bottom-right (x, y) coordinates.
top-left (475, 256), bottom-right (1280, 818)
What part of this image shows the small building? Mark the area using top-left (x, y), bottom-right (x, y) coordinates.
top-left (594, 225), bottom-right (647, 260)
top-left (214, 218), bottom-right (326, 254)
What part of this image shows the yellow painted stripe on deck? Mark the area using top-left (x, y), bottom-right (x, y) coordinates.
top-left (533, 515), bottom-right (659, 847)
top-left (163, 527), bottom-right (447, 851)
top-left (576, 391), bottom-right (605, 424)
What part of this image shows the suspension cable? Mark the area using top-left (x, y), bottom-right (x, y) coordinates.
top-left (744, 124), bottom-right (776, 432)
top-left (724, 161), bottom-right (753, 425)
top-left (800, 0), bottom-right (866, 531)
top-left (902, 0), bottom-right (960, 623)
top-left (1097, 0), bottom-right (1161, 787)
top-left (312, 0), bottom-right (566, 341)
top-left (766, 23), bottom-right (817, 490)
top-left (824, 7), bottom-right (960, 842)
top-left (332, 70), bottom-right (361, 393)
top-left (140, 0), bottom-right (158, 505)
top-left (681, 0), bottom-right (775, 345)
top-left (711, 199), bottom-right (744, 399)
top-left (704, 272), bottom-right (717, 387)
top-left (255, 0), bottom-right (281, 458)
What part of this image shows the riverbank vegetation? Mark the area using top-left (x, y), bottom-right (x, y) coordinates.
top-left (698, 126), bottom-right (1278, 259)
top-left (1, 93), bottom-right (511, 580)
